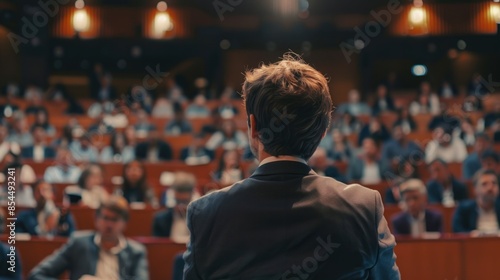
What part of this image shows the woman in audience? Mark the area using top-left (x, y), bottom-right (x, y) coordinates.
top-left (212, 149), bottom-right (243, 187)
top-left (100, 132), bottom-right (135, 163)
top-left (1, 154), bottom-right (37, 207)
top-left (116, 160), bottom-right (157, 206)
top-left (322, 128), bottom-right (354, 162)
top-left (393, 107), bottom-right (417, 134)
top-left (357, 116), bottom-right (390, 146)
top-left (205, 119), bottom-right (248, 151)
top-left (186, 94), bottom-right (210, 118)
top-left (16, 180), bottom-right (75, 237)
top-left (330, 112), bottom-right (362, 136)
top-left (133, 109), bottom-right (157, 137)
top-left (64, 164), bottom-right (109, 209)
top-left (371, 84), bottom-right (396, 115)
top-left (459, 118), bottom-right (476, 147)
top-left (409, 82), bottom-right (440, 116)
top-left (30, 108), bottom-right (56, 137)
top-left (165, 103), bottom-right (192, 136)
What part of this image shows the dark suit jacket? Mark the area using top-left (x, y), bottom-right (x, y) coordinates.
top-left (452, 199), bottom-right (500, 233)
top-left (427, 178), bottom-right (469, 204)
top-left (29, 232), bottom-right (149, 280)
top-left (391, 209), bottom-right (443, 235)
top-left (152, 208), bottom-right (174, 237)
top-left (135, 141), bottom-right (172, 161)
top-left (184, 161), bottom-right (400, 280)
top-left (21, 146), bottom-right (56, 161)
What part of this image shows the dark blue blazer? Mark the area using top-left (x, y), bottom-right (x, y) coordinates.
top-left (21, 146), bottom-right (56, 160)
top-left (152, 208), bottom-right (174, 237)
top-left (391, 209), bottom-right (443, 235)
top-left (452, 199), bottom-right (500, 233)
top-left (184, 161), bottom-right (400, 279)
top-left (427, 178), bottom-right (469, 204)
top-left (16, 208), bottom-right (75, 237)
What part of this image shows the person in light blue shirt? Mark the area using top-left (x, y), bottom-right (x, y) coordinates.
top-left (44, 148), bottom-right (82, 184)
top-left (69, 134), bottom-right (99, 163)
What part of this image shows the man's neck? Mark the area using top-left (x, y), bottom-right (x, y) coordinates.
top-left (478, 199), bottom-right (495, 212)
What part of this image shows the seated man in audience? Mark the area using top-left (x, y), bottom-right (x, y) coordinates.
top-left (308, 147), bottom-right (345, 182)
top-left (336, 89), bottom-right (371, 116)
top-left (381, 123), bottom-right (421, 165)
top-left (29, 196), bottom-right (149, 280)
top-left (69, 133), bottom-right (99, 163)
top-left (44, 148), bottom-right (82, 184)
top-left (347, 137), bottom-right (389, 184)
top-left (135, 130), bottom-right (172, 162)
top-left (180, 133), bottom-right (214, 164)
top-left (462, 133), bottom-right (492, 179)
top-left (425, 126), bottom-right (468, 163)
top-left (0, 121), bottom-right (21, 162)
top-left (17, 180), bottom-right (75, 237)
top-left (153, 172), bottom-right (196, 243)
top-left (165, 103), bottom-right (193, 136)
top-left (452, 169), bottom-right (500, 234)
top-left (391, 179), bottom-right (443, 236)
top-left (479, 150), bottom-right (499, 175)
top-left (427, 159), bottom-right (468, 206)
top-left (205, 119), bottom-right (248, 151)
top-left (21, 124), bottom-right (56, 162)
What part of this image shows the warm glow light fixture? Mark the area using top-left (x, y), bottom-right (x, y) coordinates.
top-left (73, 0), bottom-right (90, 32)
top-left (409, 7), bottom-right (426, 25)
top-left (153, 1), bottom-right (174, 38)
top-left (491, 2), bottom-right (500, 23)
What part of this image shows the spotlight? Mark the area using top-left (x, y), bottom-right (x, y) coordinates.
top-left (411, 65), bottom-right (427, 76)
top-left (409, 7), bottom-right (426, 25)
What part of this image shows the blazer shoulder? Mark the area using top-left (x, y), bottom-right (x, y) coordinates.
top-left (188, 186), bottom-right (232, 216)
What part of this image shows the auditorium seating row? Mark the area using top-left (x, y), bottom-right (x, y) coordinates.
top-left (3, 234), bottom-right (499, 280)
top-left (0, 204), bottom-right (460, 237)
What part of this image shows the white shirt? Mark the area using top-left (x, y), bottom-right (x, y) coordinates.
top-left (442, 188), bottom-right (455, 207)
top-left (361, 163), bottom-right (381, 185)
top-left (259, 156), bottom-right (307, 166)
top-left (425, 139), bottom-right (468, 163)
top-left (410, 211), bottom-right (426, 237)
top-left (94, 234), bottom-right (126, 280)
top-left (170, 212), bottom-right (190, 244)
top-left (0, 141), bottom-right (20, 161)
top-left (33, 145), bottom-right (44, 162)
top-left (477, 208), bottom-right (499, 233)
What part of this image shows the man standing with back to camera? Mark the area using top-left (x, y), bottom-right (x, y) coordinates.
top-left (183, 54), bottom-right (400, 280)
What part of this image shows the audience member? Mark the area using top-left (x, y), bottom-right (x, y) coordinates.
top-left (330, 112), bottom-right (362, 135)
top-left (31, 108), bottom-right (56, 137)
top-left (453, 169), bottom-right (499, 234)
top-left (64, 164), bottom-right (109, 209)
top-left (481, 103), bottom-right (500, 131)
top-left (103, 106), bottom-right (128, 129)
top-left (372, 84), bottom-right (396, 115)
top-left (205, 119), bottom-right (248, 151)
top-left (391, 179), bottom-right (443, 236)
top-left (215, 92), bottom-right (239, 119)
top-left (393, 107), bottom-right (417, 134)
top-left (21, 124), bottom-right (56, 162)
top-left (153, 172), bottom-right (196, 243)
top-left (347, 137), bottom-right (389, 184)
top-left (458, 118), bottom-right (477, 147)
top-left (186, 94), bottom-right (210, 118)
top-left (212, 149), bottom-right (244, 187)
top-left (17, 180), bottom-right (75, 237)
top-left (151, 97), bottom-right (174, 118)
top-left (0, 121), bottom-right (20, 162)
top-left (43, 148), bottom-right (82, 184)
top-left (425, 126), bottom-right (467, 164)
top-left (180, 133), bottom-right (214, 164)
top-left (385, 156), bottom-right (421, 205)
top-left (0, 92), bottom-right (20, 118)
top-left (165, 103), bottom-right (192, 136)
top-left (100, 132), bottom-right (135, 163)
top-left (427, 159), bottom-right (468, 206)
top-left (1, 160), bottom-right (36, 207)
top-left (165, 76), bottom-right (187, 105)
top-left (69, 133), bottom-right (99, 163)
top-left (357, 116), bottom-right (390, 146)
top-left (308, 147), bottom-right (344, 182)
top-left (320, 128), bottom-right (354, 162)
top-left (133, 109), bottom-right (156, 137)
top-left (381, 124), bottom-right (421, 165)
top-left (427, 109), bottom-right (461, 134)
top-left (479, 150), bottom-right (499, 175)
top-left (92, 72), bottom-right (117, 101)
top-left (438, 80), bottom-right (457, 99)
top-left (24, 93), bottom-right (45, 115)
top-left (88, 113), bottom-right (115, 134)
top-left (115, 160), bottom-right (157, 206)
top-left (463, 133), bottom-right (492, 179)
top-left (135, 131), bottom-right (172, 162)
top-left (336, 89), bottom-right (371, 116)
top-left (29, 196), bottom-right (149, 280)
top-left (8, 114), bottom-right (33, 147)
top-left (409, 81), bottom-right (440, 116)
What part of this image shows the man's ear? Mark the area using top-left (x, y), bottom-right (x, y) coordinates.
top-left (249, 114), bottom-right (258, 139)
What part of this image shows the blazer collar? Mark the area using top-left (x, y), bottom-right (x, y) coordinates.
top-left (251, 160), bottom-right (312, 177)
